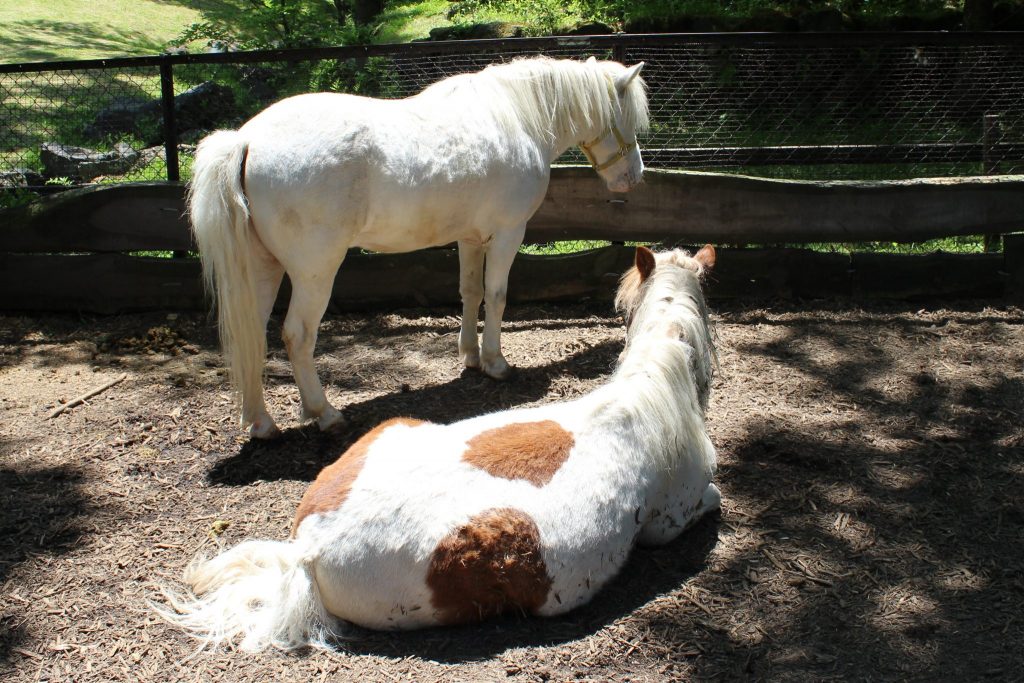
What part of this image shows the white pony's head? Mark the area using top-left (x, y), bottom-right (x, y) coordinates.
top-left (580, 59), bottom-right (649, 193)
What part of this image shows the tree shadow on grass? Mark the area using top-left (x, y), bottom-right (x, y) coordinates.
top-left (1, 21), bottom-right (168, 64)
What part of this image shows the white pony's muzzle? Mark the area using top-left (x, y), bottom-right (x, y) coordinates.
top-left (580, 125), bottom-right (644, 193)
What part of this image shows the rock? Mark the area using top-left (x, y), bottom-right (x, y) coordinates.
top-left (85, 99), bottom-right (161, 141)
top-left (564, 21), bottom-right (615, 36)
top-left (239, 66), bottom-right (278, 103)
top-left (0, 168), bottom-right (45, 188)
top-left (428, 22), bottom-right (525, 41)
top-left (85, 81), bottom-right (236, 145)
top-left (39, 142), bottom-right (140, 182)
top-left (173, 82), bottom-right (237, 134)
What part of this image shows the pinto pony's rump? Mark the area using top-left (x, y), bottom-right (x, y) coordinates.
top-left (158, 246), bottom-right (721, 651)
top-left (189, 56), bottom-right (650, 439)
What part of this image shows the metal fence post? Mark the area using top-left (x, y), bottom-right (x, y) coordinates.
top-left (982, 113), bottom-right (1001, 251)
top-left (159, 59), bottom-right (180, 184)
top-left (612, 42), bottom-right (626, 65)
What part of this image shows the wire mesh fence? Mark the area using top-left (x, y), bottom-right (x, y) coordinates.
top-left (1, 33), bottom-right (1022, 254)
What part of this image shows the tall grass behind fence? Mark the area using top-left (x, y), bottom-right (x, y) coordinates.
top-left (1, 33), bottom-right (1023, 254)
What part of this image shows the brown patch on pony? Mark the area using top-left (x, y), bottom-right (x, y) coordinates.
top-left (427, 507), bottom-right (552, 625)
top-left (462, 420), bottom-right (574, 487)
top-left (291, 417), bottom-right (427, 535)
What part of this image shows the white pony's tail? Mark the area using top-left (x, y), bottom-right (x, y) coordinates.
top-left (188, 130), bottom-right (264, 426)
top-left (157, 540), bottom-right (339, 652)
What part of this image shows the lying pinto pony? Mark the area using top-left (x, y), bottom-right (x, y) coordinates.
top-left (159, 245), bottom-right (720, 651)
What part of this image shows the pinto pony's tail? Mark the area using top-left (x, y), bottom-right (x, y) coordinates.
top-left (156, 540), bottom-right (339, 652)
top-left (188, 130), bottom-right (265, 428)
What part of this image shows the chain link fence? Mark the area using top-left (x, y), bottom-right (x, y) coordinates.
top-left (2, 33), bottom-right (1022, 252)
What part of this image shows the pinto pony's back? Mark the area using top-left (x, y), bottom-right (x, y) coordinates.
top-left (158, 246), bottom-right (720, 652)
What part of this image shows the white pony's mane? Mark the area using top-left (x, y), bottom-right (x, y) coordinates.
top-left (419, 56), bottom-right (650, 145)
top-left (602, 251), bottom-right (716, 473)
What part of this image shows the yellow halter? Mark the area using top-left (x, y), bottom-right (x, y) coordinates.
top-left (579, 75), bottom-right (639, 173)
top-left (579, 124), bottom-right (638, 172)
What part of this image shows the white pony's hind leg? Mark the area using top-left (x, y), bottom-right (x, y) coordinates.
top-left (247, 250), bottom-right (286, 439)
top-left (457, 240), bottom-right (485, 369)
top-left (479, 226), bottom-right (525, 380)
top-left (282, 272), bottom-right (344, 432)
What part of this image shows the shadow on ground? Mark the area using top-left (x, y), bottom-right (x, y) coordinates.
top-left (208, 337), bottom-right (621, 486)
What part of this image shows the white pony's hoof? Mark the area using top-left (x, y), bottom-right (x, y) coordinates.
top-left (249, 418), bottom-right (282, 440)
top-left (460, 349), bottom-right (481, 369)
top-left (316, 407), bottom-right (347, 433)
top-left (481, 357), bottom-right (513, 381)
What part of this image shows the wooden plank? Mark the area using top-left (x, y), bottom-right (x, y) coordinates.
top-left (1, 183), bottom-right (192, 253)
top-left (5, 171), bottom-right (1024, 253)
top-left (0, 247), bottom-right (1006, 314)
top-left (1005, 233), bottom-right (1024, 304)
top-left (0, 253), bottom-right (205, 314)
top-left (705, 247), bottom-right (852, 299)
top-left (851, 252), bottom-right (1004, 299)
top-left (527, 168), bottom-right (1024, 244)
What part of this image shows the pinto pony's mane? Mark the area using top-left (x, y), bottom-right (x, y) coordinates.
top-left (420, 56), bottom-right (650, 146)
top-left (605, 249), bottom-right (717, 474)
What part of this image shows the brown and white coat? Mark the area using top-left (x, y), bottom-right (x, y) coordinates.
top-left (160, 245), bottom-right (720, 651)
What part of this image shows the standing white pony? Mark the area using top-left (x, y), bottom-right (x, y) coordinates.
top-left (190, 56), bottom-right (650, 438)
top-left (157, 245), bottom-right (719, 651)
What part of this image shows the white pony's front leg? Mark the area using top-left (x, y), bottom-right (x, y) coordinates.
top-left (457, 240), bottom-right (485, 370)
top-left (282, 272), bottom-right (345, 433)
top-left (479, 226), bottom-right (525, 380)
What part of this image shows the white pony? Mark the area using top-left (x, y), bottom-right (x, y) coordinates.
top-left (190, 56), bottom-right (650, 438)
top-left (158, 245), bottom-right (720, 651)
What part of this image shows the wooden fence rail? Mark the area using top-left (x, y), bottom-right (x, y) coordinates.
top-left (2, 168), bottom-right (1023, 312)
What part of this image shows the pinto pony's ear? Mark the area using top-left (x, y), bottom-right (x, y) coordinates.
top-left (694, 244), bottom-right (716, 271)
top-left (615, 62), bottom-right (644, 94)
top-left (635, 246), bottom-right (656, 282)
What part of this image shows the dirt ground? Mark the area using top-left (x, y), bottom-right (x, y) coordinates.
top-left (1, 297), bottom-right (1023, 682)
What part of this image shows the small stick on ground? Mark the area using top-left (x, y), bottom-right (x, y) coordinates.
top-left (48, 373), bottom-right (128, 419)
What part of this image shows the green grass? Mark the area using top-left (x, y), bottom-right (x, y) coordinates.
top-left (373, 0), bottom-right (452, 44)
top-left (0, 0), bottom-right (237, 64)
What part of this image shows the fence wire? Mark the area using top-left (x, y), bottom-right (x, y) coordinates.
top-left (2, 36), bottom-right (1022, 187)
top-left (1, 35), bottom-right (1022, 253)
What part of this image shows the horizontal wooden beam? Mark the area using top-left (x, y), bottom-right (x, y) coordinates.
top-left (0, 247), bottom-right (1005, 314)
top-left (3, 169), bottom-right (1023, 253)
top-left (1, 182), bottom-right (192, 253)
top-left (527, 168), bottom-right (1024, 244)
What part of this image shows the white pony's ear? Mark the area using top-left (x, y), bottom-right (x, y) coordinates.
top-left (615, 62), bottom-right (644, 94)
top-left (586, 56), bottom-right (597, 64)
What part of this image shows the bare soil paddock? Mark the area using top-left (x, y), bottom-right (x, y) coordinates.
top-left (2, 299), bottom-right (1023, 682)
